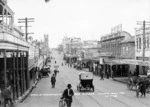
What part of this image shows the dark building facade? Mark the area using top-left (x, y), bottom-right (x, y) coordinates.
top-left (100, 31), bottom-right (132, 77)
top-left (0, 0), bottom-right (30, 100)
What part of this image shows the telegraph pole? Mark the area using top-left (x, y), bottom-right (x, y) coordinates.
top-left (137, 20), bottom-right (150, 61)
top-left (137, 20), bottom-right (150, 75)
top-left (18, 18), bottom-right (34, 41)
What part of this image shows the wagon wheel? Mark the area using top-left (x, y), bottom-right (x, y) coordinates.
top-left (127, 78), bottom-right (133, 90)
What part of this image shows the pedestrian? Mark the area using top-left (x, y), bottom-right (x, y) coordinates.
top-left (51, 74), bottom-right (56, 88)
top-left (137, 78), bottom-right (146, 97)
top-left (106, 70), bottom-right (109, 79)
top-left (100, 70), bottom-right (104, 80)
top-left (61, 84), bottom-right (74, 107)
top-left (54, 69), bottom-right (58, 77)
top-left (111, 70), bottom-right (114, 78)
top-left (1, 86), bottom-right (13, 106)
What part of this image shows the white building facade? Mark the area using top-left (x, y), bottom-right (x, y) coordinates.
top-left (135, 27), bottom-right (150, 74)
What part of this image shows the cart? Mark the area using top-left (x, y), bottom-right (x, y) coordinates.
top-left (127, 75), bottom-right (150, 93)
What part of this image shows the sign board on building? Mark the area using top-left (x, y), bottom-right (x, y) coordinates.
top-left (111, 24), bottom-right (122, 34)
top-left (99, 58), bottom-right (104, 64)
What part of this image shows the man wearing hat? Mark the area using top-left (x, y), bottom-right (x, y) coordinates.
top-left (62, 84), bottom-right (74, 107)
top-left (51, 74), bottom-right (56, 88)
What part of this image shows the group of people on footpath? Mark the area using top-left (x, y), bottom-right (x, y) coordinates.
top-left (100, 69), bottom-right (110, 80)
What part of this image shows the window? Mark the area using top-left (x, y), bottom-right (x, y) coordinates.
top-left (126, 47), bottom-right (128, 52)
top-left (122, 47), bottom-right (125, 52)
top-left (136, 38), bottom-right (138, 49)
top-left (139, 38), bottom-right (141, 49)
top-left (147, 37), bottom-right (149, 49)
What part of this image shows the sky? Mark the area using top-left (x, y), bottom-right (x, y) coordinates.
top-left (7, 0), bottom-right (150, 48)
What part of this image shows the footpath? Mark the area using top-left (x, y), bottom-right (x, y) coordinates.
top-left (82, 68), bottom-right (128, 84)
top-left (15, 80), bottom-right (38, 103)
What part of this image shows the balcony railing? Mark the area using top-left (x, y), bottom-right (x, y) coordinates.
top-left (0, 23), bottom-right (29, 49)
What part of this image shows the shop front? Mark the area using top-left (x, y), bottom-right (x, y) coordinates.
top-left (112, 59), bottom-right (150, 76)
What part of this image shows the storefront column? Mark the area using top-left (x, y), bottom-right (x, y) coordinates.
top-left (22, 52), bottom-right (25, 93)
top-left (26, 52), bottom-right (30, 89)
top-left (136, 65), bottom-right (139, 76)
top-left (13, 51), bottom-right (16, 100)
top-left (33, 67), bottom-right (36, 84)
top-left (16, 50), bottom-right (20, 98)
top-left (24, 52), bottom-right (27, 90)
top-left (115, 65), bottom-right (118, 77)
top-left (110, 65), bottom-right (113, 78)
top-left (4, 50), bottom-right (7, 89)
top-left (105, 64), bottom-right (107, 76)
top-left (107, 64), bottom-right (110, 77)
top-left (20, 52), bottom-right (23, 95)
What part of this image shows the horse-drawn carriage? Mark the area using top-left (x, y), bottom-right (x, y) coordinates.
top-left (127, 75), bottom-right (150, 93)
top-left (77, 72), bottom-right (94, 92)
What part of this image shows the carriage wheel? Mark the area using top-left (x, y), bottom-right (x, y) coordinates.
top-left (127, 79), bottom-right (133, 90)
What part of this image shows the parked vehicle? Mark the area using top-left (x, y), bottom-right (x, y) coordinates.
top-left (127, 75), bottom-right (150, 93)
top-left (41, 66), bottom-right (51, 77)
top-left (77, 72), bottom-right (94, 92)
top-left (76, 64), bottom-right (82, 70)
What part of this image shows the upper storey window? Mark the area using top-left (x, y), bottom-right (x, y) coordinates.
top-left (0, 3), bottom-right (14, 32)
top-left (136, 38), bottom-right (138, 49)
top-left (139, 38), bottom-right (141, 49)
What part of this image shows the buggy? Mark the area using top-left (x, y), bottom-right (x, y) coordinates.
top-left (77, 72), bottom-right (94, 92)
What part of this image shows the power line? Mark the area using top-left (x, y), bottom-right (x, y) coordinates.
top-left (18, 17), bottom-right (34, 41)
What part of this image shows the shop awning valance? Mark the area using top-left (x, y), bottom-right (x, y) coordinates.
top-left (112, 59), bottom-right (150, 66)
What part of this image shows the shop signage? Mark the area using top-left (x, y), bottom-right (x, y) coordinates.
top-left (99, 58), bottom-right (104, 64)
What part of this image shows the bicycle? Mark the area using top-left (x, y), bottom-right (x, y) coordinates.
top-left (0, 98), bottom-right (14, 107)
top-left (59, 98), bottom-right (67, 107)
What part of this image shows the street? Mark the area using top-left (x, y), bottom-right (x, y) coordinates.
top-left (15, 51), bottom-right (150, 107)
